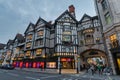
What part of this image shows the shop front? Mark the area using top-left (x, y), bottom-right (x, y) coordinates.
top-left (60, 57), bottom-right (75, 69)
top-left (110, 47), bottom-right (120, 75)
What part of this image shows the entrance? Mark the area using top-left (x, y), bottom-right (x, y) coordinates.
top-left (60, 58), bottom-right (74, 69)
top-left (117, 58), bottom-right (120, 71)
top-left (80, 49), bottom-right (107, 70)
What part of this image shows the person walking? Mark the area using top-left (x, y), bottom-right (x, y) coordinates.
top-left (90, 64), bottom-right (95, 75)
top-left (97, 64), bottom-right (102, 75)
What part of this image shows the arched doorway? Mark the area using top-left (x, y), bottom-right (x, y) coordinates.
top-left (79, 49), bottom-right (108, 70)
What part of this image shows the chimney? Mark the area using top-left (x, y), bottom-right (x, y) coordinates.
top-left (68, 5), bottom-right (75, 18)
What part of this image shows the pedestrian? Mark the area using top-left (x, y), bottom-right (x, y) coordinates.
top-left (97, 64), bottom-right (102, 75)
top-left (90, 64), bottom-right (95, 75)
top-left (39, 65), bottom-right (42, 71)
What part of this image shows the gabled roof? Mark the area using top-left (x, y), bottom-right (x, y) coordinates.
top-left (79, 14), bottom-right (92, 23)
top-left (24, 22), bottom-right (34, 34)
top-left (7, 39), bottom-right (14, 46)
top-left (0, 43), bottom-right (6, 49)
top-left (13, 33), bottom-right (25, 43)
top-left (35, 17), bottom-right (52, 29)
top-left (55, 10), bottom-right (77, 22)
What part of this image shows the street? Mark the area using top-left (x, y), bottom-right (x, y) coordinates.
top-left (0, 69), bottom-right (103, 80)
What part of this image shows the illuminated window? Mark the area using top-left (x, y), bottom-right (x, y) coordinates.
top-left (37, 30), bottom-right (44, 37)
top-left (26, 34), bottom-right (32, 41)
top-left (109, 34), bottom-right (119, 48)
top-left (36, 49), bottom-right (42, 55)
top-left (105, 12), bottom-right (112, 24)
top-left (85, 34), bottom-right (94, 45)
top-left (19, 53), bottom-right (24, 57)
top-left (96, 37), bottom-right (100, 43)
top-left (26, 42), bottom-right (31, 48)
top-left (26, 51), bottom-right (31, 57)
top-left (110, 34), bottom-right (117, 42)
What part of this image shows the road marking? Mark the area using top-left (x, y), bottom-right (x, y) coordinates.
top-left (40, 75), bottom-right (61, 79)
top-left (25, 76), bottom-right (37, 80)
top-left (7, 73), bottom-right (19, 77)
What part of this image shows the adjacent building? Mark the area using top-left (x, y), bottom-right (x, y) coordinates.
top-left (78, 14), bottom-right (107, 70)
top-left (94, 0), bottom-right (120, 74)
top-left (0, 43), bottom-right (6, 65)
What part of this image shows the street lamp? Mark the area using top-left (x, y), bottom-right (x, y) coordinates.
top-left (56, 36), bottom-right (62, 74)
top-left (72, 38), bottom-right (79, 74)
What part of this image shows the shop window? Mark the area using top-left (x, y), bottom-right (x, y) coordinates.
top-left (105, 12), bottom-right (112, 24)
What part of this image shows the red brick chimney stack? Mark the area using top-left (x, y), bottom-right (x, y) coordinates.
top-left (69, 5), bottom-right (75, 13)
top-left (68, 5), bottom-right (76, 18)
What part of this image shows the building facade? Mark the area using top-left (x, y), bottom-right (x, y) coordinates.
top-left (53, 5), bottom-right (78, 69)
top-left (78, 14), bottom-right (107, 70)
top-left (0, 43), bottom-right (6, 65)
top-left (2, 4), bottom-right (117, 74)
top-left (94, 0), bottom-right (120, 74)
top-left (2, 40), bottom-right (13, 65)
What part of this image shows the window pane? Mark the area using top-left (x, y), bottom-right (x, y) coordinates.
top-left (105, 12), bottom-right (111, 24)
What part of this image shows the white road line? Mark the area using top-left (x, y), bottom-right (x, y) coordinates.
top-left (7, 73), bottom-right (19, 77)
top-left (40, 75), bottom-right (61, 79)
top-left (25, 76), bottom-right (39, 80)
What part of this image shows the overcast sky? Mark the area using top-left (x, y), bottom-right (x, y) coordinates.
top-left (0, 0), bottom-right (96, 44)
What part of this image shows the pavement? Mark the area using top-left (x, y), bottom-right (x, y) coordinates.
top-left (15, 68), bottom-right (120, 80)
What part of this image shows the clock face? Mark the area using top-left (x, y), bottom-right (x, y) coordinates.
top-left (62, 35), bottom-right (71, 42)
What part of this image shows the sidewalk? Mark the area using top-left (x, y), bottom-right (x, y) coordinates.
top-left (15, 68), bottom-right (77, 74)
top-left (75, 72), bottom-right (120, 80)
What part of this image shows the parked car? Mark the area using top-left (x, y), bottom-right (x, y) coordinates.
top-left (1, 64), bottom-right (15, 70)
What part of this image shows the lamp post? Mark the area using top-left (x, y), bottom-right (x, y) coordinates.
top-left (73, 38), bottom-right (79, 74)
top-left (56, 36), bottom-right (62, 74)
